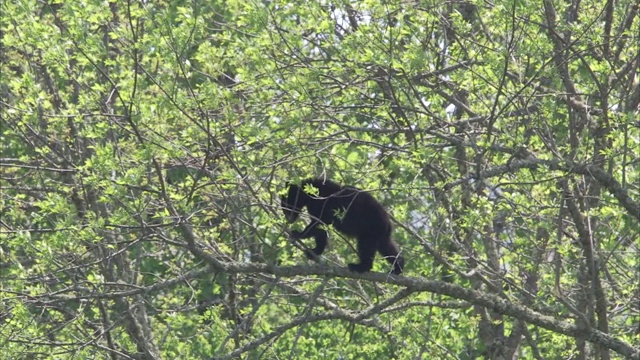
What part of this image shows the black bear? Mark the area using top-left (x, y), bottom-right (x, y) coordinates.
top-left (281, 178), bottom-right (404, 275)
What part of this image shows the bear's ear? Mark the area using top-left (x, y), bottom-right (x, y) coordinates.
top-left (287, 183), bottom-right (300, 193)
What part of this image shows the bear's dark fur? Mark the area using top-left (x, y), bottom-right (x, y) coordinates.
top-left (281, 178), bottom-right (404, 275)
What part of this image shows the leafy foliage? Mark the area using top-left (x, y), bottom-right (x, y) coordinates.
top-left (1, 0), bottom-right (639, 359)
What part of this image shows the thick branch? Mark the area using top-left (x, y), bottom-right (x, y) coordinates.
top-left (443, 158), bottom-right (640, 221)
top-left (198, 261), bottom-right (639, 359)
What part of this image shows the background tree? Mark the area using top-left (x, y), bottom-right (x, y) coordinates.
top-left (1, 0), bottom-right (638, 359)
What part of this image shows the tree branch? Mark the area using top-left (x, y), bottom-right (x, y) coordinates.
top-left (200, 261), bottom-right (639, 359)
top-left (443, 158), bottom-right (640, 221)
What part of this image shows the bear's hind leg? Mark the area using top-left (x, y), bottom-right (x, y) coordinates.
top-left (378, 239), bottom-right (404, 275)
top-left (347, 236), bottom-right (377, 273)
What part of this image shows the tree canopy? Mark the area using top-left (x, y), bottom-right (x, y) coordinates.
top-left (1, 0), bottom-right (639, 358)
